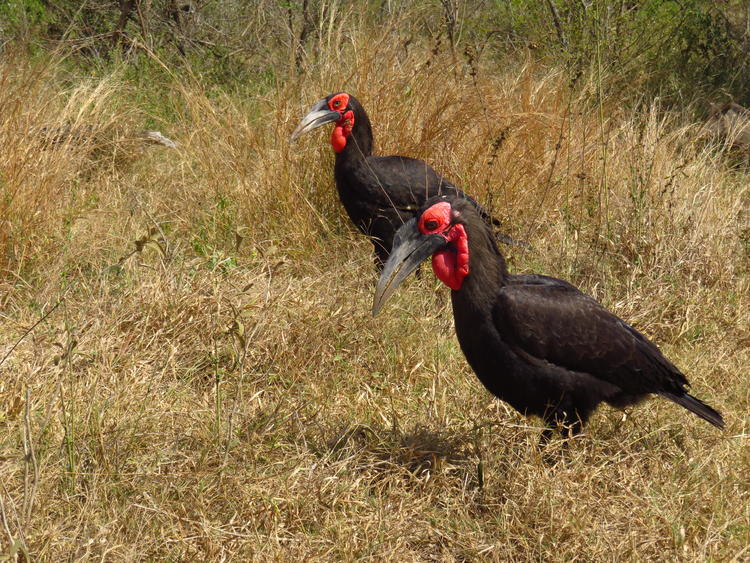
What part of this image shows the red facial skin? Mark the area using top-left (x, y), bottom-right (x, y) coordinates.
top-left (327, 93), bottom-right (354, 153)
top-left (418, 202), bottom-right (469, 290)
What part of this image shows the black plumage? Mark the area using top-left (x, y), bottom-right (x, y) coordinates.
top-left (291, 92), bottom-right (507, 267)
top-left (373, 195), bottom-right (724, 438)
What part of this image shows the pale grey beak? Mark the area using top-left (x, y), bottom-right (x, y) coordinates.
top-left (372, 219), bottom-right (447, 316)
top-left (290, 99), bottom-right (341, 142)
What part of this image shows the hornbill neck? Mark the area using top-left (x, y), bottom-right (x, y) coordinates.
top-left (452, 218), bottom-right (509, 312)
top-left (335, 97), bottom-right (373, 164)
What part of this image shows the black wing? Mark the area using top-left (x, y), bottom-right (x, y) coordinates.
top-left (491, 274), bottom-right (689, 395)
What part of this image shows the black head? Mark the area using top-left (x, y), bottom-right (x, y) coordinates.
top-left (290, 92), bottom-right (372, 154)
top-left (372, 195), bottom-right (480, 315)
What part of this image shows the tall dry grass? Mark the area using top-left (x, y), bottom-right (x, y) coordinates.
top-left (0, 53), bottom-right (145, 282)
top-left (0, 8), bottom-right (748, 561)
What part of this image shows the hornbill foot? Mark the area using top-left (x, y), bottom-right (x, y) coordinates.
top-left (539, 427), bottom-right (555, 448)
top-left (538, 427), bottom-right (569, 466)
top-left (538, 421), bottom-right (584, 465)
top-left (538, 417), bottom-right (584, 448)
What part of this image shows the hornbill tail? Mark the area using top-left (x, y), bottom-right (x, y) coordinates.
top-left (659, 392), bottom-right (725, 429)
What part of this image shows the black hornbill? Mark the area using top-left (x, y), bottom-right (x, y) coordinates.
top-left (373, 195), bottom-right (724, 438)
top-left (290, 92), bottom-right (512, 268)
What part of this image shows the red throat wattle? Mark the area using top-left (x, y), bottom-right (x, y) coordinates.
top-left (418, 202), bottom-right (469, 290)
top-left (331, 110), bottom-right (354, 153)
top-left (327, 93), bottom-right (354, 153)
top-left (432, 223), bottom-right (469, 290)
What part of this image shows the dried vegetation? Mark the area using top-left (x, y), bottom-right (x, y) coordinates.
top-left (0, 9), bottom-right (748, 561)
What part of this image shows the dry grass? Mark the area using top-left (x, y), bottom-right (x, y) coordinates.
top-left (1, 11), bottom-right (748, 561)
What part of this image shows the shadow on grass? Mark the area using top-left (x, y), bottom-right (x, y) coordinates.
top-left (317, 422), bottom-right (479, 483)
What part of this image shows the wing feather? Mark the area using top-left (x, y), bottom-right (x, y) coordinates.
top-left (492, 275), bottom-right (688, 395)
top-left (365, 156), bottom-right (496, 221)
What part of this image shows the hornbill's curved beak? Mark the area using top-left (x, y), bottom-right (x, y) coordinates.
top-left (372, 219), bottom-right (448, 316)
top-left (290, 99), bottom-right (341, 141)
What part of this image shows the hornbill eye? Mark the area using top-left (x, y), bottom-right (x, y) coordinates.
top-left (425, 220), bottom-right (439, 231)
top-left (332, 100), bottom-right (341, 108)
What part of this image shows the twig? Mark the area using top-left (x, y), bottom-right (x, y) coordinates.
top-left (0, 491), bottom-right (14, 552)
top-left (0, 481), bottom-right (26, 552)
top-left (0, 295), bottom-right (66, 369)
top-left (223, 320), bottom-right (265, 466)
top-left (545, 0), bottom-right (568, 50)
top-left (111, 0), bottom-right (137, 52)
top-left (22, 387), bottom-right (39, 527)
top-left (142, 207), bottom-right (171, 260)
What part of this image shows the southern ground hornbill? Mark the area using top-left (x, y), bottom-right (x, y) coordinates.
top-left (290, 92), bottom-right (514, 268)
top-left (373, 195), bottom-right (724, 439)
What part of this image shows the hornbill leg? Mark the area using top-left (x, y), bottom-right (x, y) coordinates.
top-left (538, 424), bottom-right (562, 466)
top-left (539, 427), bottom-right (555, 447)
top-left (561, 414), bottom-right (584, 438)
top-left (539, 409), bottom-right (585, 447)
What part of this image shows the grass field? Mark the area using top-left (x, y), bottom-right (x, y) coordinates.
top-left (1, 12), bottom-right (748, 560)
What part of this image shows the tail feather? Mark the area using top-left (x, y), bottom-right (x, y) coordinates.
top-left (660, 392), bottom-right (725, 429)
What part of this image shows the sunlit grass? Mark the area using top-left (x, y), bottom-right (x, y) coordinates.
top-left (0, 13), bottom-right (748, 560)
